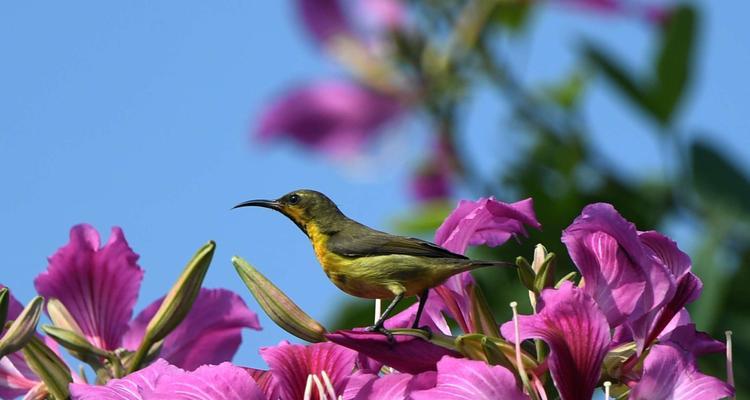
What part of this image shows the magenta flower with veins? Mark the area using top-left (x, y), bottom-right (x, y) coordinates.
top-left (69, 359), bottom-right (266, 400)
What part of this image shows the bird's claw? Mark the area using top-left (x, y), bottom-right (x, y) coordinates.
top-left (366, 325), bottom-right (395, 344)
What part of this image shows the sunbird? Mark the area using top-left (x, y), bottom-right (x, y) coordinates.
top-left (234, 189), bottom-right (511, 334)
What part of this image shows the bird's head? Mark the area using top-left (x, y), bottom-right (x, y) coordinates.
top-left (233, 189), bottom-right (344, 235)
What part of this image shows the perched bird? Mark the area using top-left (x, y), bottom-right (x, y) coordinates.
top-left (234, 189), bottom-right (511, 334)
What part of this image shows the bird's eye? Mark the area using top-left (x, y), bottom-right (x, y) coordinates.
top-left (288, 194), bottom-right (301, 205)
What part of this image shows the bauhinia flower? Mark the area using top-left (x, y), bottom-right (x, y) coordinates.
top-left (501, 282), bottom-right (611, 400)
top-left (254, 341), bottom-right (357, 400)
top-left (69, 359), bottom-right (265, 400)
top-left (423, 197), bottom-right (541, 333)
top-left (255, 80), bottom-right (403, 158)
top-left (342, 356), bottom-right (527, 399)
top-left (629, 343), bottom-right (734, 400)
top-left (33, 224), bottom-right (261, 370)
top-left (562, 203), bottom-right (705, 353)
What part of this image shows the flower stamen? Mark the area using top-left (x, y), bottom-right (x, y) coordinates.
top-left (304, 374), bottom-right (313, 400)
top-left (603, 381), bottom-right (612, 399)
top-left (321, 370), bottom-right (337, 400)
top-left (726, 330), bottom-right (734, 392)
top-left (312, 373), bottom-right (327, 400)
top-left (510, 301), bottom-right (533, 397)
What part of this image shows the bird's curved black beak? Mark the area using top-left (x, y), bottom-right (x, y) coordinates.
top-left (232, 199), bottom-right (281, 211)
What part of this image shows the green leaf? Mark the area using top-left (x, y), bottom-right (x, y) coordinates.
top-left (21, 335), bottom-right (73, 400)
top-left (584, 44), bottom-right (652, 115)
top-left (490, 1), bottom-right (534, 32)
top-left (0, 296), bottom-right (43, 358)
top-left (233, 256), bottom-right (328, 343)
top-left (392, 201), bottom-right (453, 234)
top-left (0, 288), bottom-right (8, 330)
top-left (691, 139), bottom-right (750, 218)
top-left (652, 5), bottom-right (697, 124)
top-left (541, 70), bottom-right (589, 109)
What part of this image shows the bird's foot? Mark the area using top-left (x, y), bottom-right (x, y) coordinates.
top-left (366, 325), bottom-right (395, 344)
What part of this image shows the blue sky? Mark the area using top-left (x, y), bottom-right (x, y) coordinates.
top-left (1, 1), bottom-right (747, 370)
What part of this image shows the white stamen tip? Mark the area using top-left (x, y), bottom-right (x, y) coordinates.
top-left (603, 381), bottom-right (612, 399)
top-left (510, 301), bottom-right (518, 309)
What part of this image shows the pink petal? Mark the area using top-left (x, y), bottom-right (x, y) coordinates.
top-left (259, 341), bottom-right (357, 400)
top-left (343, 371), bottom-right (436, 400)
top-left (70, 359), bottom-right (265, 400)
top-left (325, 330), bottom-right (462, 375)
top-left (122, 288), bottom-right (261, 370)
top-left (435, 197), bottom-right (540, 255)
top-left (359, 0), bottom-right (406, 31)
top-left (255, 80), bottom-right (402, 157)
top-left (0, 353), bottom-right (39, 399)
top-left (34, 225), bottom-right (143, 350)
top-left (409, 356), bottom-right (528, 400)
top-left (630, 344), bottom-right (734, 400)
top-left (501, 282), bottom-right (610, 400)
top-left (144, 362), bottom-right (266, 400)
top-left (296, 0), bottom-right (353, 45)
top-left (431, 197), bottom-right (540, 333)
top-left (70, 359), bottom-right (179, 400)
top-left (562, 204), bottom-right (674, 327)
top-left (244, 367), bottom-right (279, 400)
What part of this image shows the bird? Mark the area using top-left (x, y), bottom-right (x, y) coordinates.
top-left (233, 189), bottom-right (511, 335)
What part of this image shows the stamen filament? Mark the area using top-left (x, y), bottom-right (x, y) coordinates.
top-left (312, 374), bottom-right (327, 400)
top-left (321, 370), bottom-right (337, 400)
top-left (510, 301), bottom-right (534, 399)
top-left (726, 330), bottom-right (734, 393)
top-left (603, 381), bottom-right (612, 399)
top-left (304, 374), bottom-right (313, 400)
top-left (374, 299), bottom-right (382, 324)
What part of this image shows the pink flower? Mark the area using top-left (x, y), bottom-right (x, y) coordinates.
top-left (255, 80), bottom-right (403, 158)
top-left (33, 224), bottom-right (261, 369)
top-left (426, 197), bottom-right (540, 333)
top-left (410, 357), bottom-right (528, 400)
top-left (326, 330), bottom-right (462, 374)
top-left (257, 341), bottom-right (357, 400)
top-left (501, 282), bottom-right (611, 400)
top-left (563, 204), bottom-right (704, 352)
top-left (630, 343), bottom-right (734, 400)
top-left (69, 359), bottom-right (265, 400)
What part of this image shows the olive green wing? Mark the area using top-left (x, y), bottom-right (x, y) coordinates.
top-left (327, 228), bottom-right (468, 259)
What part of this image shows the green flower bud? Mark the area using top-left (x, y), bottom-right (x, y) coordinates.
top-left (233, 256), bottom-right (327, 343)
top-left (21, 335), bottom-right (73, 400)
top-left (0, 296), bottom-right (43, 358)
top-left (127, 241), bottom-right (215, 373)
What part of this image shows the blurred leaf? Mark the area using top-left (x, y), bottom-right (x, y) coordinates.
top-left (584, 44), bottom-right (652, 116)
top-left (541, 69), bottom-right (589, 110)
top-left (691, 139), bottom-right (750, 218)
top-left (652, 5), bottom-right (697, 124)
top-left (233, 256), bottom-right (328, 343)
top-left (22, 335), bottom-right (72, 400)
top-left (0, 296), bottom-right (43, 359)
top-left (490, 1), bottom-right (534, 32)
top-left (392, 201), bottom-right (453, 234)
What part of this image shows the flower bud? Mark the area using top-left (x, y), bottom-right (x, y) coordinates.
top-left (42, 325), bottom-right (109, 359)
top-left (233, 256), bottom-right (327, 343)
top-left (0, 296), bottom-right (43, 358)
top-left (128, 241), bottom-right (215, 373)
top-left (46, 298), bottom-right (84, 335)
top-left (22, 335), bottom-right (73, 400)
top-left (0, 287), bottom-right (8, 330)
top-left (532, 245), bottom-right (556, 292)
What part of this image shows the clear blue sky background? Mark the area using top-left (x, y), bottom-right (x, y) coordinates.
top-left (1, 1), bottom-right (747, 371)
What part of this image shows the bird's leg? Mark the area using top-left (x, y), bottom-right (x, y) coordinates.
top-left (411, 289), bottom-right (429, 330)
top-left (367, 292), bottom-right (404, 341)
